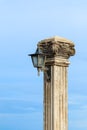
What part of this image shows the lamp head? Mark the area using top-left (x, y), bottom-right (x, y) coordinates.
top-left (28, 48), bottom-right (45, 75)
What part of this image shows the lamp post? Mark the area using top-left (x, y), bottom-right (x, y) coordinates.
top-left (29, 36), bottom-right (75, 130)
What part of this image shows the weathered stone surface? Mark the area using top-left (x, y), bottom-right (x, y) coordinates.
top-left (38, 36), bottom-right (75, 58)
top-left (38, 36), bottom-right (75, 130)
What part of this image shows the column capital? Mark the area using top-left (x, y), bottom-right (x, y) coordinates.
top-left (37, 36), bottom-right (75, 59)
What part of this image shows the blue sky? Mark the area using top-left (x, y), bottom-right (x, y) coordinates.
top-left (0, 0), bottom-right (87, 130)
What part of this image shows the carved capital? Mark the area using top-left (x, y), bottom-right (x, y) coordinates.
top-left (37, 36), bottom-right (75, 59)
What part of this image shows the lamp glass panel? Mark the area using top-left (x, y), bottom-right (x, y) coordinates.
top-left (38, 55), bottom-right (45, 67)
top-left (31, 55), bottom-right (38, 67)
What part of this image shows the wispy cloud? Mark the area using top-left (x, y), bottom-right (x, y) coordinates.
top-left (69, 119), bottom-right (87, 129)
top-left (81, 105), bottom-right (87, 110)
top-left (69, 94), bottom-right (87, 104)
top-left (0, 94), bottom-right (43, 104)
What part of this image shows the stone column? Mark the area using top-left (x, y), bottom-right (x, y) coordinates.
top-left (38, 36), bottom-right (75, 130)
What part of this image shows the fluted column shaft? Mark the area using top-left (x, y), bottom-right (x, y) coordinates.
top-left (44, 58), bottom-right (69, 130)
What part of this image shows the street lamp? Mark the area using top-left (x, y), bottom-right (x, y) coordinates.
top-left (28, 37), bottom-right (75, 130)
top-left (28, 48), bottom-right (46, 76)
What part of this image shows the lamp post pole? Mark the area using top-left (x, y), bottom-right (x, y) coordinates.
top-left (37, 36), bottom-right (75, 130)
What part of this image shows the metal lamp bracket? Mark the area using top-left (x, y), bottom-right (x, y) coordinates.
top-left (44, 66), bottom-right (51, 82)
top-left (37, 66), bottom-right (51, 82)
